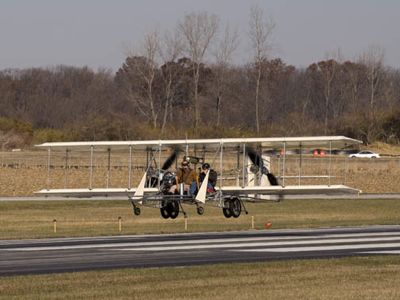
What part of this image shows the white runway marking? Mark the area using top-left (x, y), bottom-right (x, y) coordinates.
top-left (233, 243), bottom-right (400, 253)
top-left (360, 250), bottom-right (400, 254)
top-left (117, 236), bottom-right (400, 251)
top-left (3, 232), bottom-right (400, 253)
top-left (0, 236), bottom-right (314, 251)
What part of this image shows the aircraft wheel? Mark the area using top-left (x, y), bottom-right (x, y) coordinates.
top-left (133, 207), bottom-right (141, 216)
top-left (197, 206), bottom-right (204, 215)
top-left (168, 201), bottom-right (180, 219)
top-left (160, 202), bottom-right (170, 219)
top-left (230, 197), bottom-right (241, 218)
top-left (160, 207), bottom-right (170, 219)
top-left (222, 208), bottom-right (232, 218)
top-left (223, 199), bottom-right (232, 218)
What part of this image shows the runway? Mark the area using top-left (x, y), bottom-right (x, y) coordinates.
top-left (2, 226), bottom-right (400, 276)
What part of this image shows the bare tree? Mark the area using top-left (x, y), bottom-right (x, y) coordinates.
top-left (212, 24), bottom-right (239, 127)
top-left (360, 45), bottom-right (385, 117)
top-left (158, 30), bottom-right (183, 134)
top-left (317, 59), bottom-right (338, 135)
top-left (249, 5), bottom-right (275, 133)
top-left (178, 11), bottom-right (219, 130)
top-left (124, 30), bottom-right (160, 128)
top-left (359, 45), bottom-right (385, 143)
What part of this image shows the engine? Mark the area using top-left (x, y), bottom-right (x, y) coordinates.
top-left (160, 171), bottom-right (176, 193)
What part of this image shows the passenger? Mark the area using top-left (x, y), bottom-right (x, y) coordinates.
top-left (193, 163), bottom-right (217, 194)
top-left (170, 160), bottom-right (197, 195)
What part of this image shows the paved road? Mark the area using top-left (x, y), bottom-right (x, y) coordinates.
top-left (2, 226), bottom-right (400, 276)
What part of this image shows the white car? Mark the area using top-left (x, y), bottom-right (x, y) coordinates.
top-left (349, 150), bottom-right (380, 159)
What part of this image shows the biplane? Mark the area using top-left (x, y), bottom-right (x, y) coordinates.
top-left (35, 136), bottom-right (362, 219)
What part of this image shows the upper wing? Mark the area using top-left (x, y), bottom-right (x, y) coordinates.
top-left (35, 136), bottom-right (362, 151)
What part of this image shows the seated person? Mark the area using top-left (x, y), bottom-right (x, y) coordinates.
top-left (190, 163), bottom-right (217, 194)
top-left (170, 160), bottom-right (197, 195)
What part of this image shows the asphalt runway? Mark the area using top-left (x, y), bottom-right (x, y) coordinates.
top-left (2, 226), bottom-right (400, 276)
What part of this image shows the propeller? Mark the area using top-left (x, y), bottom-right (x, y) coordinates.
top-left (246, 147), bottom-right (279, 186)
top-left (161, 148), bottom-right (179, 170)
top-left (147, 147), bottom-right (180, 187)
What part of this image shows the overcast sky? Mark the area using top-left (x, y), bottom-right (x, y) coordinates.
top-left (1, 0), bottom-right (399, 71)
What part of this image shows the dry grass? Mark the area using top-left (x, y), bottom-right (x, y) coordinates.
top-left (1, 199), bottom-right (400, 240)
top-left (1, 256), bottom-right (400, 299)
top-left (368, 142), bottom-right (400, 155)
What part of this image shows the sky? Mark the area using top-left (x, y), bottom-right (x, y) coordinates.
top-left (0, 0), bottom-right (399, 71)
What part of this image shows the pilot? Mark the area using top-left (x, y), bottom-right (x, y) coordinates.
top-left (170, 160), bottom-right (197, 194)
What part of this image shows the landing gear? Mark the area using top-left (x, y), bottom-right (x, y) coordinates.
top-left (131, 202), bottom-right (141, 216)
top-left (222, 199), bottom-right (232, 218)
top-left (230, 197), bottom-right (241, 218)
top-left (222, 197), bottom-right (246, 218)
top-left (160, 206), bottom-right (169, 219)
top-left (222, 207), bottom-right (232, 218)
top-left (133, 206), bottom-right (141, 216)
top-left (160, 200), bottom-right (180, 219)
top-left (196, 206), bottom-right (204, 215)
top-left (168, 201), bottom-right (179, 219)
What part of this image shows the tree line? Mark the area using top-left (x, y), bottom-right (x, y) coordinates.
top-left (0, 8), bottom-right (399, 149)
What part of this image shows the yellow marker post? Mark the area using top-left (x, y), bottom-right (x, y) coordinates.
top-left (251, 216), bottom-right (254, 229)
top-left (53, 219), bottom-right (57, 233)
top-left (118, 216), bottom-right (122, 232)
top-left (184, 216), bottom-right (188, 231)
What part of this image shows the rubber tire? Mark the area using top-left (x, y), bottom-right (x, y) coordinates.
top-left (223, 208), bottom-right (232, 218)
top-left (160, 207), bottom-right (170, 219)
top-left (133, 207), bottom-right (141, 216)
top-left (230, 198), bottom-right (241, 218)
top-left (168, 201), bottom-right (179, 219)
top-left (222, 200), bottom-right (232, 219)
top-left (223, 199), bottom-right (232, 218)
top-left (197, 206), bottom-right (204, 215)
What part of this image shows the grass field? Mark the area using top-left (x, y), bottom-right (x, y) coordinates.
top-left (1, 256), bottom-right (400, 299)
top-left (1, 199), bottom-right (400, 240)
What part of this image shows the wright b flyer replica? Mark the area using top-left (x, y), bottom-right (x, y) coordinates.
top-left (35, 136), bottom-right (362, 219)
